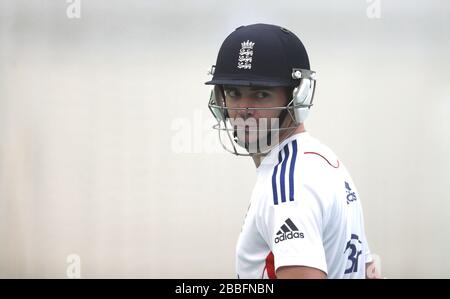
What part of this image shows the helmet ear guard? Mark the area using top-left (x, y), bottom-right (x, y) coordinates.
top-left (208, 85), bottom-right (228, 122)
top-left (290, 68), bottom-right (317, 124)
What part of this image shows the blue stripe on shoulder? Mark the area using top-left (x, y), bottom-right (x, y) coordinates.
top-left (289, 140), bottom-right (298, 202)
top-left (279, 144), bottom-right (290, 203)
top-left (271, 140), bottom-right (299, 205)
top-left (271, 150), bottom-right (283, 205)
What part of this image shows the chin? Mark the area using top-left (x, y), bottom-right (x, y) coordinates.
top-left (245, 134), bottom-right (259, 144)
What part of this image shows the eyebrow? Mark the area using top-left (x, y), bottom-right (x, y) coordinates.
top-left (249, 86), bottom-right (275, 91)
top-left (223, 86), bottom-right (275, 91)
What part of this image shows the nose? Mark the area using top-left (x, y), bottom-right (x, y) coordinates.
top-left (235, 97), bottom-right (255, 119)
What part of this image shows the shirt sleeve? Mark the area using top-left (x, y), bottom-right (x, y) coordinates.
top-left (364, 238), bottom-right (373, 263)
top-left (257, 184), bottom-right (328, 275)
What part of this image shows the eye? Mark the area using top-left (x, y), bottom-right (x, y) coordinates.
top-left (254, 91), bottom-right (270, 99)
top-left (225, 89), bottom-right (239, 98)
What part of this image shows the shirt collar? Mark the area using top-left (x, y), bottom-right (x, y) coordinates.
top-left (257, 131), bottom-right (310, 171)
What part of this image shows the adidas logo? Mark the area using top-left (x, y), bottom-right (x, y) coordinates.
top-left (274, 218), bottom-right (304, 243)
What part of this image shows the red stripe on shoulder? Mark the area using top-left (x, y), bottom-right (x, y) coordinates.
top-left (304, 151), bottom-right (340, 168)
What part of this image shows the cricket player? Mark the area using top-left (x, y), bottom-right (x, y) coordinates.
top-left (205, 23), bottom-right (375, 279)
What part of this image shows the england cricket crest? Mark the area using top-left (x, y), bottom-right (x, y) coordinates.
top-left (237, 40), bottom-right (255, 69)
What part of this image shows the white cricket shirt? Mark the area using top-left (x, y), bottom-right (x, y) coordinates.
top-left (236, 131), bottom-right (372, 279)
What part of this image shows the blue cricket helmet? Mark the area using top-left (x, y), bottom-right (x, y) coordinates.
top-left (205, 23), bottom-right (312, 87)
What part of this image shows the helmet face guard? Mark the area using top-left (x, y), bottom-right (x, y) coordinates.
top-left (207, 68), bottom-right (317, 156)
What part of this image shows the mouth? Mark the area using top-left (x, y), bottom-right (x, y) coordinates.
top-left (234, 127), bottom-right (258, 140)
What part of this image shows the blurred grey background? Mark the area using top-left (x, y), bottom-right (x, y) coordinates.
top-left (0, 0), bottom-right (449, 278)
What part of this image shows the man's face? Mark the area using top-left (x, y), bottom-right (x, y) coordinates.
top-left (223, 85), bottom-right (289, 151)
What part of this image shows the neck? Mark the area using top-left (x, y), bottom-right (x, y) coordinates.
top-left (251, 123), bottom-right (306, 168)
